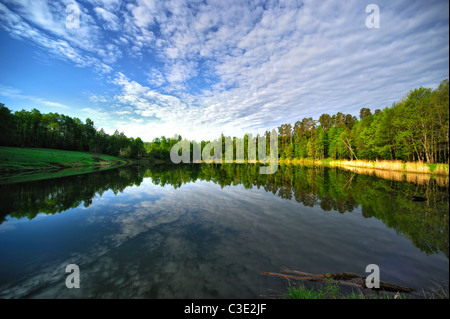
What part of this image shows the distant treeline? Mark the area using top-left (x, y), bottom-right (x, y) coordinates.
top-left (1, 79), bottom-right (448, 163)
top-left (147, 79), bottom-right (449, 164)
top-left (0, 103), bottom-right (146, 158)
top-left (273, 79), bottom-right (449, 164)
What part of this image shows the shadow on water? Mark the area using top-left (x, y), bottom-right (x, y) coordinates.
top-left (0, 163), bottom-right (448, 258)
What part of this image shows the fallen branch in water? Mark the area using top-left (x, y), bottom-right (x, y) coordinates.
top-left (262, 268), bottom-right (416, 293)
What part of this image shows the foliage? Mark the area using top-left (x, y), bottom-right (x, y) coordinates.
top-left (0, 104), bottom-right (145, 159)
top-left (1, 79), bottom-right (448, 163)
top-left (144, 135), bottom-right (181, 160)
top-left (276, 79), bottom-right (449, 163)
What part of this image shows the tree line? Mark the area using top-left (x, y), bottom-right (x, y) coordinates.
top-left (0, 104), bottom-right (145, 159)
top-left (1, 79), bottom-right (448, 163)
top-left (275, 79), bottom-right (449, 163)
top-left (146, 79), bottom-right (449, 164)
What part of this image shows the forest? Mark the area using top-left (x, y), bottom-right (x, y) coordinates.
top-left (275, 79), bottom-right (449, 164)
top-left (0, 79), bottom-right (448, 163)
top-left (135, 79), bottom-right (450, 164)
top-left (0, 103), bottom-right (146, 159)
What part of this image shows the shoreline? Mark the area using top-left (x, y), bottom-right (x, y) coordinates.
top-left (1, 145), bottom-right (449, 185)
top-left (277, 158), bottom-right (449, 176)
top-left (0, 146), bottom-right (131, 184)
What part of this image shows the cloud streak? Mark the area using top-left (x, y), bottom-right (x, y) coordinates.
top-left (0, 84), bottom-right (71, 109)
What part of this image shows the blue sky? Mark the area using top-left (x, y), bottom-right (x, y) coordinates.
top-left (0, 0), bottom-right (448, 142)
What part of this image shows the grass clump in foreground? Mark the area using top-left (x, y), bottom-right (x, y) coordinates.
top-left (288, 280), bottom-right (341, 299)
top-left (287, 280), bottom-right (406, 299)
top-left (287, 279), bottom-right (449, 299)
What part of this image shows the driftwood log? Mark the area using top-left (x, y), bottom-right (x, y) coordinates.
top-left (262, 267), bottom-right (415, 293)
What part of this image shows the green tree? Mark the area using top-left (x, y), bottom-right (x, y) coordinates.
top-left (0, 103), bottom-right (16, 146)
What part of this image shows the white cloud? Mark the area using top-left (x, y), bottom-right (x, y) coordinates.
top-left (165, 60), bottom-right (198, 84)
top-left (88, 0), bottom-right (122, 11)
top-left (146, 68), bottom-right (166, 87)
top-left (88, 93), bottom-right (108, 103)
top-left (94, 7), bottom-right (121, 31)
top-left (0, 1), bottom-right (121, 68)
top-left (0, 84), bottom-right (71, 110)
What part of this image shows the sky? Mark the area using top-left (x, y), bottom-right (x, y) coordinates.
top-left (0, 0), bottom-right (448, 142)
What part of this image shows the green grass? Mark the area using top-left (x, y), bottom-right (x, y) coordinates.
top-left (288, 279), bottom-right (449, 299)
top-left (288, 279), bottom-right (342, 299)
top-left (288, 283), bottom-right (327, 299)
top-left (0, 146), bottom-right (130, 184)
top-left (0, 146), bottom-right (128, 171)
top-left (426, 163), bottom-right (437, 173)
top-left (287, 280), bottom-right (411, 299)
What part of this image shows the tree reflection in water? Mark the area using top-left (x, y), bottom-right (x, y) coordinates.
top-left (0, 163), bottom-right (448, 257)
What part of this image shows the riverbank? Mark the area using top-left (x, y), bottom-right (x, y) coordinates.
top-left (2, 146), bottom-right (449, 185)
top-left (0, 146), bottom-right (131, 184)
top-left (278, 158), bottom-right (449, 176)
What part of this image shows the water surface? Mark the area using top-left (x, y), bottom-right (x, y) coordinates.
top-left (0, 164), bottom-right (448, 298)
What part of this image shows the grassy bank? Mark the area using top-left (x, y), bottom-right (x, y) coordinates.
top-left (0, 146), bottom-right (130, 184)
top-left (278, 158), bottom-right (449, 176)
